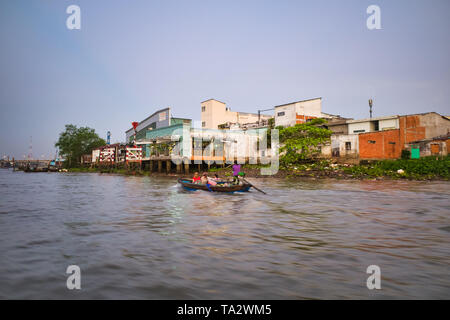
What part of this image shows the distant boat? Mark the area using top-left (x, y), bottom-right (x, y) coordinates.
top-left (178, 178), bottom-right (251, 193)
top-left (23, 162), bottom-right (49, 172)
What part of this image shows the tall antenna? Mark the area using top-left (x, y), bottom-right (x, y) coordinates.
top-left (28, 136), bottom-right (33, 160)
top-left (368, 99), bottom-right (373, 118)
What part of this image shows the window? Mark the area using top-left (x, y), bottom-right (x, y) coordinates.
top-left (345, 142), bottom-right (351, 150)
top-left (277, 112), bottom-right (285, 117)
top-left (353, 129), bottom-right (365, 133)
top-left (202, 122), bottom-right (206, 127)
top-left (373, 120), bottom-right (379, 131)
top-left (201, 106), bottom-right (205, 112)
top-left (388, 142), bottom-right (396, 145)
top-left (368, 140), bottom-right (376, 144)
top-left (431, 144), bottom-right (440, 155)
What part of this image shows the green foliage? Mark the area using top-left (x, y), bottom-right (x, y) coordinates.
top-left (401, 149), bottom-right (411, 160)
top-left (55, 124), bottom-right (106, 167)
top-left (278, 118), bottom-right (332, 166)
top-left (343, 156), bottom-right (450, 179)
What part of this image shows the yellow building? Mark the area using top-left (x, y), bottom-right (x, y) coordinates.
top-left (201, 99), bottom-right (271, 129)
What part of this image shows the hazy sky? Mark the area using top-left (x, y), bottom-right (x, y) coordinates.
top-left (1, 0), bottom-right (449, 159)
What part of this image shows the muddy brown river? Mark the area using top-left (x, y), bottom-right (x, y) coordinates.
top-left (0, 169), bottom-right (449, 299)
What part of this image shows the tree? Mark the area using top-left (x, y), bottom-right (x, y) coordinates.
top-left (55, 124), bottom-right (106, 167)
top-left (279, 118), bottom-right (332, 165)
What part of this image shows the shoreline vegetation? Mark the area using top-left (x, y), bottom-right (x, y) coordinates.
top-left (67, 156), bottom-right (450, 181)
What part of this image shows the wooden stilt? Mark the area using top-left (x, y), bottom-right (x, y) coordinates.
top-left (158, 160), bottom-right (162, 173)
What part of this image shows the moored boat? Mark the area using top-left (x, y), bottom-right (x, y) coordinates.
top-left (178, 178), bottom-right (251, 193)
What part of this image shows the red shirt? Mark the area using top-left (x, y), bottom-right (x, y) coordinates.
top-left (192, 176), bottom-right (201, 182)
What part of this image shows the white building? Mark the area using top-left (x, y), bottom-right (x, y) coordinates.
top-left (125, 107), bottom-right (172, 143)
top-left (274, 98), bottom-right (323, 127)
top-left (346, 116), bottom-right (399, 134)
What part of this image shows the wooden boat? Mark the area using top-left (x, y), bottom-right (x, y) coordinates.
top-left (178, 178), bottom-right (251, 193)
top-left (23, 167), bottom-right (48, 172)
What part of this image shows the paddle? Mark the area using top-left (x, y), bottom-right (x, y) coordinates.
top-left (242, 177), bottom-right (266, 194)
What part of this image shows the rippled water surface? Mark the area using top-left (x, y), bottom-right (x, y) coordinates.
top-left (0, 169), bottom-right (449, 299)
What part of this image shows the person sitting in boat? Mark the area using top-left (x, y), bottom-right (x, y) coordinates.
top-left (192, 172), bottom-right (201, 184)
top-left (212, 174), bottom-right (229, 186)
top-left (200, 172), bottom-right (209, 184)
top-left (207, 175), bottom-right (218, 186)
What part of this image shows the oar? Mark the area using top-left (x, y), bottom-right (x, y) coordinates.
top-left (242, 177), bottom-right (266, 194)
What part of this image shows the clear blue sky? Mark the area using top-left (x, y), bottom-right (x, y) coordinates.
top-left (1, 0), bottom-right (449, 159)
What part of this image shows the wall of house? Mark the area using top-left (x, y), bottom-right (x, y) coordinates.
top-left (171, 118), bottom-right (192, 126)
top-left (237, 112), bottom-right (271, 125)
top-left (359, 113), bottom-right (450, 159)
top-left (397, 113), bottom-right (450, 151)
top-left (330, 134), bottom-right (359, 158)
top-left (274, 104), bottom-right (296, 127)
top-left (359, 129), bottom-right (402, 159)
top-left (201, 99), bottom-right (238, 129)
top-left (399, 113), bottom-right (450, 143)
top-left (201, 99), bottom-right (271, 129)
top-left (379, 118), bottom-right (399, 130)
top-left (423, 113), bottom-right (450, 138)
top-left (348, 121), bottom-right (373, 134)
top-left (327, 123), bottom-right (348, 134)
top-left (126, 108), bottom-right (171, 142)
top-left (398, 115), bottom-right (425, 146)
top-left (189, 127), bottom-right (268, 163)
top-left (320, 144), bottom-right (332, 157)
top-left (348, 117), bottom-right (399, 134)
top-left (274, 98), bottom-right (322, 127)
top-left (408, 139), bottom-right (448, 157)
top-left (144, 123), bottom-right (187, 157)
top-left (92, 149), bottom-right (100, 162)
top-left (295, 114), bottom-right (317, 124)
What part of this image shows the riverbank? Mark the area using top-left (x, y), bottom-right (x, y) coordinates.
top-left (68, 156), bottom-right (449, 181)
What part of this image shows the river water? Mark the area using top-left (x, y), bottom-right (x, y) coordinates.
top-left (0, 168), bottom-right (449, 299)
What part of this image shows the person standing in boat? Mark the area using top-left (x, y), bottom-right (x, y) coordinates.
top-left (232, 162), bottom-right (243, 184)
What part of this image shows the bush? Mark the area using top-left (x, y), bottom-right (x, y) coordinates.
top-left (401, 149), bottom-right (411, 160)
top-left (344, 156), bottom-right (450, 179)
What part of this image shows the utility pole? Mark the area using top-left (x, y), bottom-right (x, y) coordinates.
top-left (369, 99), bottom-right (373, 119)
top-left (258, 107), bottom-right (275, 125)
